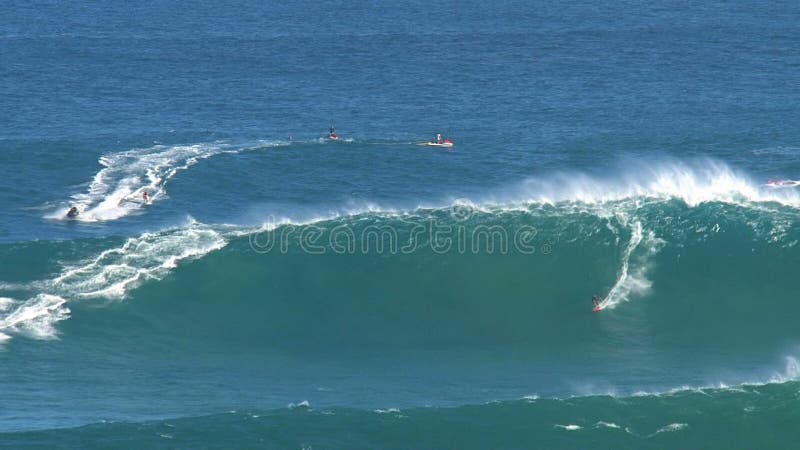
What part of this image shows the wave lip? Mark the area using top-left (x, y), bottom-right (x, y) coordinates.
top-left (516, 159), bottom-right (800, 208)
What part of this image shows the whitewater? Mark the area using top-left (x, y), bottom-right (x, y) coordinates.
top-left (4, 1), bottom-right (800, 447)
top-left (3, 144), bottom-right (799, 400)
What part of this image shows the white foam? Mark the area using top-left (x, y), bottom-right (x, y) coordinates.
top-left (554, 424), bottom-right (582, 431)
top-left (0, 221), bottom-right (227, 344)
top-left (288, 400), bottom-right (311, 409)
top-left (0, 297), bottom-right (15, 312)
top-left (51, 221), bottom-right (227, 299)
top-left (624, 371), bottom-right (791, 400)
top-left (514, 159), bottom-right (800, 208)
top-left (49, 140), bottom-right (285, 222)
top-left (595, 421), bottom-right (621, 429)
top-left (598, 221), bottom-right (663, 310)
top-left (653, 423), bottom-right (688, 434)
top-left (523, 355), bottom-right (800, 410)
top-left (0, 294), bottom-right (70, 341)
top-left (767, 356), bottom-right (800, 384)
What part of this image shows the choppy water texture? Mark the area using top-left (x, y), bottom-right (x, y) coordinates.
top-left (2, 0), bottom-right (800, 448)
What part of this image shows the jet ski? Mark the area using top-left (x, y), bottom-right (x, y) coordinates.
top-left (328, 123), bottom-right (339, 140)
top-left (420, 134), bottom-right (454, 148)
top-left (421, 140), bottom-right (453, 147)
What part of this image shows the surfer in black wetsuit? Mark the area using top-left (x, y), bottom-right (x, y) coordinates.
top-left (592, 295), bottom-right (600, 308)
top-left (67, 206), bottom-right (79, 218)
top-left (143, 190), bottom-right (149, 204)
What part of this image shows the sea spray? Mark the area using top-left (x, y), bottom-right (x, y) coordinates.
top-left (514, 159), bottom-right (800, 208)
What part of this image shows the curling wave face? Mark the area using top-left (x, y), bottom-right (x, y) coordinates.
top-left (5, 191), bottom-right (800, 372)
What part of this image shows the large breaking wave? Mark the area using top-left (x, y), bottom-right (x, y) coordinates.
top-left (4, 156), bottom-right (800, 399)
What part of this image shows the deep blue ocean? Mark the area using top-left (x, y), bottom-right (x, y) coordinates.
top-left (2, 1), bottom-right (800, 448)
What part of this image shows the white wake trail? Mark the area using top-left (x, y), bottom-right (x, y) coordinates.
top-left (49, 140), bottom-right (284, 222)
top-left (0, 221), bottom-right (228, 345)
top-left (598, 221), bottom-right (662, 310)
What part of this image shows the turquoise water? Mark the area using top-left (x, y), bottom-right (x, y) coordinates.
top-left (6, 382), bottom-right (800, 450)
top-left (3, 1), bottom-right (800, 448)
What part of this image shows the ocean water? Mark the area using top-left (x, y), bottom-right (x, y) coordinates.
top-left (2, 0), bottom-right (800, 448)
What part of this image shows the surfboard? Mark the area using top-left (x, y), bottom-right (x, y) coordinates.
top-left (418, 142), bottom-right (454, 148)
top-left (119, 197), bottom-right (151, 207)
top-left (765, 180), bottom-right (800, 188)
